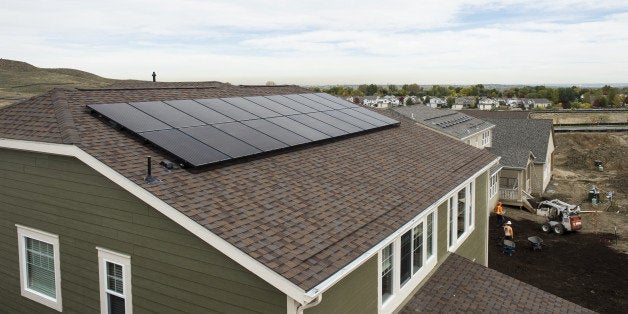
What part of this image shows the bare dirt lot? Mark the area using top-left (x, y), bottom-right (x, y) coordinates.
top-left (489, 132), bottom-right (628, 313)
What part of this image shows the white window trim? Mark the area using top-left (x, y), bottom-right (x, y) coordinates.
top-left (447, 182), bottom-right (476, 252)
top-left (481, 130), bottom-right (491, 147)
top-left (97, 247), bottom-right (132, 314)
top-left (16, 225), bottom-right (63, 312)
top-left (378, 210), bottom-right (437, 313)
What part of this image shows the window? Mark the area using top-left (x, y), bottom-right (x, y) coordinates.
top-left (426, 213), bottom-right (434, 258)
top-left (489, 173), bottom-right (498, 198)
top-left (481, 130), bottom-right (491, 146)
top-left (412, 223), bottom-right (423, 274)
top-left (448, 183), bottom-right (475, 249)
top-left (379, 210), bottom-right (437, 311)
top-left (16, 225), bottom-right (62, 311)
top-left (381, 243), bottom-right (393, 304)
top-left (98, 248), bottom-right (132, 314)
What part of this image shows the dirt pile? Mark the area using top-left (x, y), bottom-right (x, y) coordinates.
top-left (556, 133), bottom-right (627, 171)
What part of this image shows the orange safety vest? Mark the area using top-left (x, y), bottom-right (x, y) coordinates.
top-left (504, 225), bottom-right (513, 237)
top-left (495, 204), bottom-right (503, 215)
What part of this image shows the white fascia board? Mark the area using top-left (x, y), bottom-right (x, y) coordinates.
top-left (0, 138), bottom-right (311, 304)
top-left (305, 156), bottom-right (501, 298)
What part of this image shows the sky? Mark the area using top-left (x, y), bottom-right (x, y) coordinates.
top-left (2, 0), bottom-right (627, 85)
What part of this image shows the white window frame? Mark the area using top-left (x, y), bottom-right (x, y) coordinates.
top-left (447, 182), bottom-right (475, 251)
top-left (489, 172), bottom-right (499, 198)
top-left (97, 247), bottom-right (132, 314)
top-left (378, 210), bottom-right (437, 313)
top-left (481, 130), bottom-right (491, 147)
top-left (16, 225), bottom-right (63, 312)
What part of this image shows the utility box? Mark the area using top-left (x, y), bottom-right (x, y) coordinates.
top-left (588, 187), bottom-right (599, 202)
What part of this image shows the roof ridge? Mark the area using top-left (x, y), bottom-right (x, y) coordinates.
top-left (51, 88), bottom-right (81, 144)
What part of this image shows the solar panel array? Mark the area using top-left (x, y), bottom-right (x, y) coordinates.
top-left (88, 93), bottom-right (399, 167)
top-left (434, 116), bottom-right (472, 128)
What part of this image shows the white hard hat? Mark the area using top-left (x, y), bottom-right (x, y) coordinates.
top-left (506, 221), bottom-right (512, 225)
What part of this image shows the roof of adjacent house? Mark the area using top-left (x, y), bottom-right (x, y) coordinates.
top-left (0, 84), bottom-right (497, 292)
top-left (400, 254), bottom-right (594, 313)
top-left (485, 118), bottom-right (553, 168)
top-left (391, 105), bottom-right (494, 140)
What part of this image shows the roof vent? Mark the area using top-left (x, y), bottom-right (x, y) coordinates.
top-left (144, 156), bottom-right (161, 184)
top-left (152, 71), bottom-right (157, 82)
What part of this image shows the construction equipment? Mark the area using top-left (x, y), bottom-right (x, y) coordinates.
top-left (527, 236), bottom-right (544, 251)
top-left (538, 199), bottom-right (583, 235)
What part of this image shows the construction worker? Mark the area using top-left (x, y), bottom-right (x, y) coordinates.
top-left (504, 221), bottom-right (514, 241)
top-left (494, 201), bottom-right (504, 227)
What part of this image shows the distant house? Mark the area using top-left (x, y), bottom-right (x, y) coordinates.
top-left (506, 98), bottom-right (524, 108)
top-left (530, 98), bottom-right (552, 108)
top-left (427, 97), bottom-right (446, 108)
top-left (453, 97), bottom-right (474, 110)
top-left (392, 105), bottom-right (495, 150)
top-left (478, 97), bottom-right (498, 110)
top-left (361, 95), bottom-right (400, 108)
top-left (484, 118), bottom-right (555, 208)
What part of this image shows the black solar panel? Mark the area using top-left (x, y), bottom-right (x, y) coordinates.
top-left (213, 122), bottom-right (288, 151)
top-left (283, 94), bottom-right (333, 111)
top-left (196, 98), bottom-right (259, 121)
top-left (313, 93), bottom-right (359, 108)
top-left (89, 103), bottom-right (170, 133)
top-left (222, 97), bottom-right (282, 119)
top-left (182, 125), bottom-right (262, 158)
top-left (300, 93), bottom-right (346, 110)
top-left (265, 95), bottom-right (318, 113)
top-left (267, 116), bottom-right (330, 141)
top-left (164, 100), bottom-right (234, 124)
top-left (244, 96), bottom-right (300, 116)
top-left (241, 119), bottom-right (310, 146)
top-left (88, 93), bottom-right (398, 168)
top-left (289, 114), bottom-right (347, 137)
top-left (129, 101), bottom-right (204, 128)
top-left (141, 129), bottom-right (229, 166)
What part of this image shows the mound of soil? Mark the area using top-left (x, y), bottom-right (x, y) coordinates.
top-left (556, 133), bottom-right (627, 171)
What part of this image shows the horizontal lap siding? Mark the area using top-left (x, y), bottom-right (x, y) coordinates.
top-left (0, 148), bottom-right (285, 313)
top-left (453, 171), bottom-right (489, 264)
top-left (305, 255), bottom-right (378, 314)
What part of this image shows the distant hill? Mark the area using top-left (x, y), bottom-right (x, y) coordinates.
top-left (0, 59), bottom-right (138, 106)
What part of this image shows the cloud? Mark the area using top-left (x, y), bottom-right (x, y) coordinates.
top-left (1, 1), bottom-right (627, 84)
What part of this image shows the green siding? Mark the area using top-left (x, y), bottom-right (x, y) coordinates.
top-left (305, 255), bottom-right (378, 314)
top-left (454, 171), bottom-right (489, 264)
top-left (0, 148), bottom-right (286, 313)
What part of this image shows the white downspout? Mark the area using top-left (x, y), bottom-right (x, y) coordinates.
top-left (297, 294), bottom-right (323, 314)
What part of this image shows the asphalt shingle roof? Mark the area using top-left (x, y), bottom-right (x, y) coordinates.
top-left (486, 118), bottom-right (553, 169)
top-left (462, 109), bottom-right (531, 120)
top-left (391, 105), bottom-right (494, 140)
top-left (0, 84), bottom-right (498, 291)
top-left (401, 254), bottom-right (594, 313)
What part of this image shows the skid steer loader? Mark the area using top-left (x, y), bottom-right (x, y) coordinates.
top-left (539, 199), bottom-right (583, 235)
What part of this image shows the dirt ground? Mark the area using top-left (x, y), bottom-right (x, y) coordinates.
top-left (488, 132), bottom-right (628, 313)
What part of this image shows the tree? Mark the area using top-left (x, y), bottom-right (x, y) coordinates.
top-left (365, 84), bottom-right (378, 96)
top-left (404, 83), bottom-right (422, 96)
top-left (405, 97), bottom-right (414, 106)
top-left (446, 97), bottom-right (455, 107)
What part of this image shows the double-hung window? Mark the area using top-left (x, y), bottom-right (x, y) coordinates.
top-left (448, 182), bottom-right (475, 250)
top-left (380, 211), bottom-right (437, 311)
top-left (97, 248), bottom-right (132, 314)
top-left (489, 173), bottom-right (498, 198)
top-left (16, 225), bottom-right (62, 311)
top-left (481, 130), bottom-right (491, 147)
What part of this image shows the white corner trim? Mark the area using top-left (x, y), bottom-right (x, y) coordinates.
top-left (0, 139), bottom-right (311, 304)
